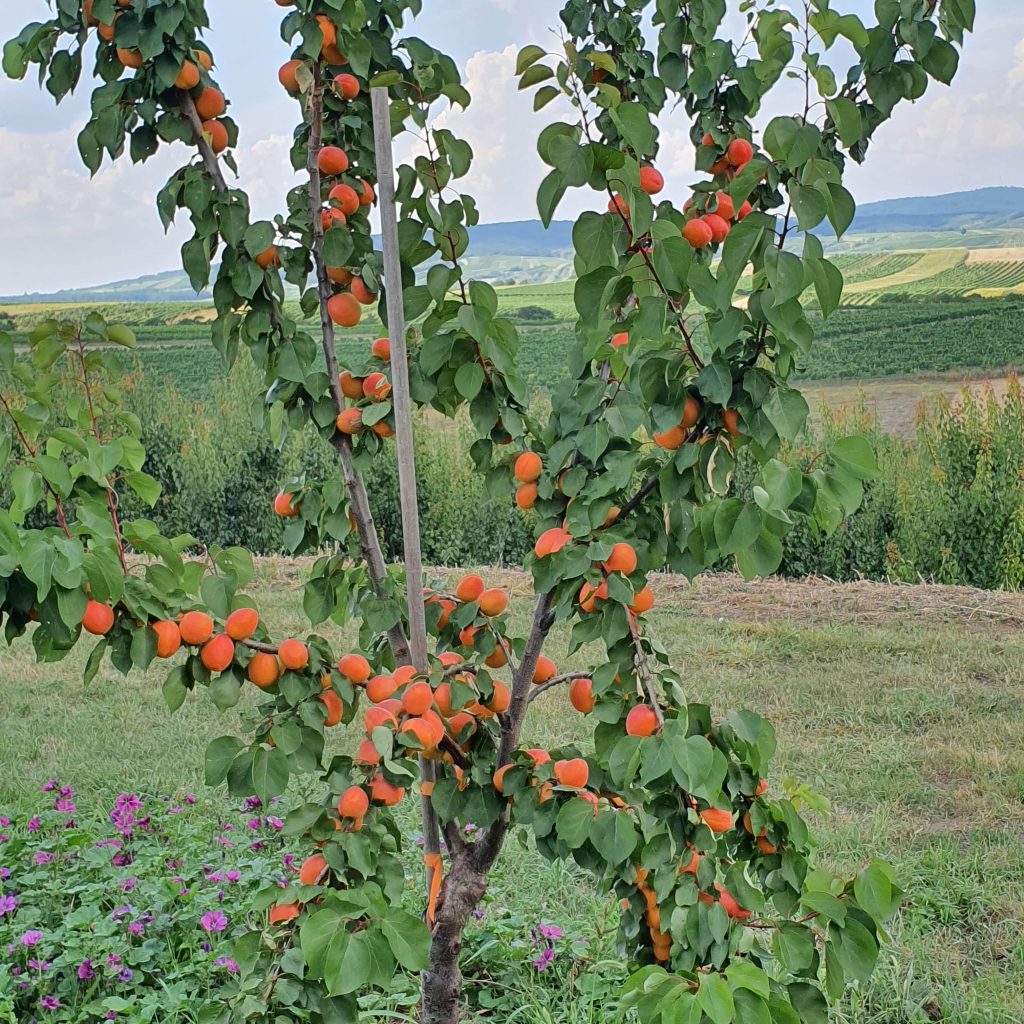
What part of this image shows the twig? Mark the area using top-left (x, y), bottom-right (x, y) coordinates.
top-left (527, 671), bottom-right (590, 704)
top-left (628, 613), bottom-right (664, 727)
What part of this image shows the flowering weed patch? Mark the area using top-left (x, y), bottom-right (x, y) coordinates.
top-left (0, 783), bottom-right (292, 1022)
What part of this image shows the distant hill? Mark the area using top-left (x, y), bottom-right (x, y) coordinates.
top-left (826, 186), bottom-right (1024, 235)
top-left (3, 189), bottom-right (1022, 304)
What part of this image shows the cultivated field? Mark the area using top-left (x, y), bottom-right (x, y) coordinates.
top-left (2, 566), bottom-right (1023, 1022)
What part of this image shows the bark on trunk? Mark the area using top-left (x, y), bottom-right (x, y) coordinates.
top-left (421, 863), bottom-right (488, 1024)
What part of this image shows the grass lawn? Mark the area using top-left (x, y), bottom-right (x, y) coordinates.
top-left (2, 565), bottom-right (1023, 1022)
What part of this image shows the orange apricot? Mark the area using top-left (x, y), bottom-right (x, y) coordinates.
top-left (146, 620), bottom-right (180, 660)
top-left (603, 542), bottom-right (638, 575)
top-left (683, 218), bottom-right (713, 248)
top-left (534, 527), bottom-right (571, 558)
top-left (194, 87), bottom-right (225, 120)
top-left (278, 638), bottom-right (309, 671)
top-left (200, 634), bottom-right (235, 673)
top-left (82, 600), bottom-right (115, 636)
top-left (700, 807), bottom-right (734, 834)
top-left (514, 451), bottom-right (543, 483)
top-left (327, 293), bottom-right (361, 328)
top-left (337, 786), bottom-right (369, 820)
top-left (299, 853), bottom-right (328, 885)
top-left (179, 610), bottom-right (214, 646)
top-left (274, 490), bottom-right (300, 517)
top-left (532, 655), bottom-right (557, 684)
top-left (319, 690), bottom-right (344, 727)
top-left (569, 677), bottom-right (596, 713)
top-left (336, 407), bottom-right (364, 435)
top-left (478, 588), bottom-right (508, 617)
top-left (454, 574), bottom-right (485, 603)
top-left (625, 704), bottom-right (660, 737)
top-left (553, 758), bottom-right (589, 789)
top-left (247, 653), bottom-right (281, 689)
top-left (225, 607), bottom-right (259, 641)
top-left (639, 166), bottom-right (664, 195)
top-left (338, 653), bottom-right (371, 684)
top-left (318, 146), bottom-right (349, 176)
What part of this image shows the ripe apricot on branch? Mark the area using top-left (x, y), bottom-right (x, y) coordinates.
top-left (179, 611), bottom-right (214, 646)
top-left (319, 690), bottom-right (344, 726)
top-left (336, 408), bottom-right (364, 435)
top-left (516, 483), bottom-right (538, 510)
top-left (478, 588), bottom-right (509, 617)
top-left (700, 806), bottom-right (734, 833)
top-left (625, 703), bottom-right (660, 737)
top-left (334, 73), bottom-right (359, 99)
top-left (722, 409), bottom-right (742, 437)
top-left (532, 655), bottom-right (557, 684)
top-left (338, 786), bottom-right (369, 820)
top-left (278, 59), bottom-right (303, 93)
top-left (727, 137), bottom-right (754, 167)
top-left (603, 542), bottom-right (638, 575)
top-left (200, 634), bottom-right (235, 673)
top-left (327, 293), bottom-right (361, 328)
top-left (639, 166), bottom-right (664, 195)
top-left (82, 600), bottom-right (115, 636)
top-left (683, 218), bottom-right (713, 248)
top-left (454, 574), bottom-right (485, 602)
top-left (569, 677), bottom-right (596, 713)
top-left (534, 527), bottom-right (571, 557)
top-left (554, 758), bottom-right (589, 789)
top-left (194, 87), bottom-right (225, 120)
top-left (279, 638), bottom-right (309, 671)
top-left (610, 331), bottom-right (629, 349)
top-left (371, 337), bottom-right (391, 362)
top-left (247, 653), bottom-right (281, 689)
top-left (318, 146), bottom-right (349, 176)
top-left (514, 451), bottom-right (543, 483)
top-left (338, 370), bottom-right (363, 400)
top-left (339, 653), bottom-right (371, 684)
top-left (201, 120), bottom-right (228, 154)
top-left (274, 491), bottom-right (300, 517)
top-left (152, 620), bottom-right (181, 658)
top-left (225, 607), bottom-right (259, 640)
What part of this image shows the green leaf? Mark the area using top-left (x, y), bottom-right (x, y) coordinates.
top-left (853, 861), bottom-right (899, 922)
top-left (608, 102), bottom-right (657, 157)
top-left (556, 798), bottom-right (596, 849)
top-left (515, 45), bottom-right (547, 74)
top-left (835, 917), bottom-right (878, 983)
top-left (252, 745), bottom-right (290, 804)
top-left (765, 250), bottom-right (806, 305)
top-left (808, 257), bottom-right (844, 317)
top-left (536, 169), bottom-right (566, 228)
top-left (698, 973), bottom-right (734, 1024)
top-left (381, 912), bottom-right (430, 970)
top-left (454, 361), bottom-right (485, 400)
top-left (590, 810), bottom-right (638, 864)
top-left (162, 666), bottom-right (188, 712)
top-left (830, 435), bottom-right (879, 481)
top-left (826, 98), bottom-right (862, 147)
top-left (205, 736), bottom-right (244, 787)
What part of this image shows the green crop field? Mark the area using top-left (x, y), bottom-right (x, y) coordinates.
top-left (2, 568), bottom-right (1023, 1022)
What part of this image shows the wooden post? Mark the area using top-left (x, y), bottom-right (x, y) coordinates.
top-left (369, 85), bottom-right (441, 889)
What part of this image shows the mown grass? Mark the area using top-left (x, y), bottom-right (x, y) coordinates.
top-left (2, 567), bottom-right (1023, 1022)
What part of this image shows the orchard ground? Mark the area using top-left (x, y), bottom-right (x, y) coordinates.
top-left (2, 563), bottom-right (1022, 1022)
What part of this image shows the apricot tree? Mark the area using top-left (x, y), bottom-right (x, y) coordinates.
top-left (1, 1), bottom-right (974, 1022)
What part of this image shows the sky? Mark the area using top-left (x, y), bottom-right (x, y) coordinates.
top-left (0, 1), bottom-right (1022, 294)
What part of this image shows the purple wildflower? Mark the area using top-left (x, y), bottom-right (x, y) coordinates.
top-left (21, 930), bottom-right (42, 947)
top-left (54, 798), bottom-right (76, 814)
top-left (225, 870), bottom-right (240, 883)
top-left (34, 852), bottom-right (55, 866)
top-left (185, 794), bottom-right (196, 805)
top-left (78, 959), bottom-right (95, 981)
top-left (41, 781), bottom-right (58, 793)
top-left (40, 995), bottom-right (61, 1011)
top-left (0, 867), bottom-right (10, 880)
top-left (117, 968), bottom-right (133, 983)
top-left (26, 817), bottom-right (41, 832)
top-left (111, 905), bottom-right (134, 921)
top-left (128, 921), bottom-right (145, 936)
top-left (27, 958), bottom-right (50, 972)
top-left (213, 956), bottom-right (240, 974)
top-left (200, 910), bottom-right (228, 933)
top-left (119, 876), bottom-right (137, 892)
top-left (532, 948), bottom-right (555, 972)
top-left (0, 893), bottom-right (17, 915)
top-left (539, 923), bottom-right (564, 941)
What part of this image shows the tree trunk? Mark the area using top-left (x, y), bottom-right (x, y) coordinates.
top-left (421, 862), bottom-right (488, 1024)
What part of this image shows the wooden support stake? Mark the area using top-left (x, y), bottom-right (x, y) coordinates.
top-left (370, 85), bottom-right (441, 893)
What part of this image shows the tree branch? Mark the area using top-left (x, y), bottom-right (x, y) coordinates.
top-left (306, 64), bottom-right (412, 666)
top-left (527, 670), bottom-right (590, 704)
top-left (628, 613), bottom-right (664, 727)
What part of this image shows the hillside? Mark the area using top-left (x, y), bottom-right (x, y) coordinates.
top-left (3, 188), bottom-right (1022, 304)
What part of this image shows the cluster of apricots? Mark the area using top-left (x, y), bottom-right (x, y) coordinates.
top-left (82, 1), bottom-right (232, 156)
top-left (80, 600), bottom-right (345, 725)
top-left (334, 338), bottom-right (395, 437)
top-left (680, 135), bottom-right (755, 249)
top-left (605, 136), bottom-right (756, 252)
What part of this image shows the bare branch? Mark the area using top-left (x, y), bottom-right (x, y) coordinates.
top-left (527, 670), bottom-right (590, 704)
